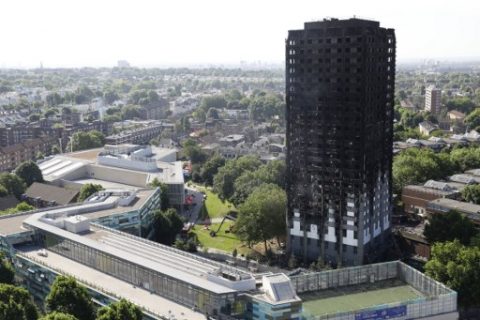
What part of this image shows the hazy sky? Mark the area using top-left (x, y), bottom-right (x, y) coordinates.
top-left (1, 0), bottom-right (479, 68)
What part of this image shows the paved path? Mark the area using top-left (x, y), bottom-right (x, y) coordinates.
top-left (183, 186), bottom-right (204, 223)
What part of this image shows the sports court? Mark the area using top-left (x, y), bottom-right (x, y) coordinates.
top-left (301, 279), bottom-right (425, 316)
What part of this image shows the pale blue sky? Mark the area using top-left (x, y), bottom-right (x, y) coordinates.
top-left (1, 0), bottom-right (479, 68)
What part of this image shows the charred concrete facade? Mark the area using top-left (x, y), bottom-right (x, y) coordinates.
top-left (286, 18), bottom-right (395, 266)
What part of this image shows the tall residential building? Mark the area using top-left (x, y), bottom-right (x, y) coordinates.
top-left (425, 85), bottom-right (441, 114)
top-left (286, 18), bottom-right (396, 266)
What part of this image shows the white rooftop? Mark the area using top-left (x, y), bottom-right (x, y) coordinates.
top-left (21, 193), bottom-right (254, 295)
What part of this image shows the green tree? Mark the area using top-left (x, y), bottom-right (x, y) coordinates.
top-left (450, 147), bottom-right (480, 172)
top-left (0, 202), bottom-right (34, 216)
top-left (0, 173), bottom-right (26, 199)
top-left (232, 160), bottom-right (287, 205)
top-left (45, 276), bottom-right (95, 320)
top-left (103, 90), bottom-right (120, 105)
top-left (0, 185), bottom-right (8, 197)
top-left (445, 96), bottom-right (476, 114)
top-left (78, 183), bottom-right (104, 202)
top-left (235, 184), bottom-right (286, 251)
top-left (213, 155), bottom-right (262, 200)
top-left (0, 284), bottom-right (38, 320)
top-left (152, 209), bottom-right (184, 245)
top-left (200, 154), bottom-right (225, 186)
top-left (392, 148), bottom-right (454, 193)
top-left (424, 210), bottom-right (477, 245)
top-left (69, 130), bottom-right (105, 151)
top-left (97, 299), bottom-right (142, 320)
top-left (121, 105), bottom-right (142, 120)
top-left (176, 116), bottom-right (191, 133)
top-left (0, 253), bottom-right (14, 284)
top-left (464, 108), bottom-right (480, 130)
top-left (46, 92), bottom-right (64, 107)
top-left (40, 312), bottom-right (78, 320)
top-left (182, 140), bottom-right (207, 164)
top-left (425, 240), bottom-right (480, 307)
top-left (461, 184), bottom-right (480, 204)
top-left (15, 202), bottom-right (34, 212)
top-left (164, 208), bottom-right (184, 233)
top-left (149, 178), bottom-right (169, 210)
top-left (200, 95), bottom-right (227, 111)
top-left (74, 85), bottom-right (94, 104)
top-left (15, 161), bottom-right (44, 187)
top-left (51, 145), bottom-right (61, 155)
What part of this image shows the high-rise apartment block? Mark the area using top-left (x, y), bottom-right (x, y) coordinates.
top-left (286, 18), bottom-right (396, 266)
top-left (425, 85), bottom-right (441, 114)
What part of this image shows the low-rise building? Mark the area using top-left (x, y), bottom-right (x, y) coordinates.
top-left (219, 134), bottom-right (245, 147)
top-left (23, 182), bottom-right (78, 207)
top-left (418, 121), bottom-right (437, 136)
top-left (0, 195), bottom-right (459, 320)
top-left (448, 173), bottom-right (480, 185)
top-left (447, 110), bottom-right (465, 121)
top-left (427, 198), bottom-right (480, 227)
top-left (402, 180), bottom-right (463, 215)
top-left (38, 145), bottom-right (185, 209)
top-left (0, 136), bottom-right (57, 172)
top-left (106, 121), bottom-right (173, 145)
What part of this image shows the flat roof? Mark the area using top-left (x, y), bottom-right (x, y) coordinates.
top-left (0, 212), bottom-right (34, 236)
top-left (83, 190), bottom-right (154, 220)
top-left (0, 190), bottom-right (154, 237)
top-left (67, 148), bottom-right (103, 161)
top-left (22, 199), bottom-right (247, 294)
top-left (72, 178), bottom-right (143, 191)
top-left (18, 247), bottom-right (205, 320)
top-left (428, 198), bottom-right (480, 217)
top-left (41, 153), bottom-right (183, 186)
top-left (301, 280), bottom-right (425, 317)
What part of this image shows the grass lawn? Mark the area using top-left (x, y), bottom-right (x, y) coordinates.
top-left (301, 283), bottom-right (423, 316)
top-left (191, 221), bottom-right (250, 254)
top-left (194, 186), bottom-right (235, 220)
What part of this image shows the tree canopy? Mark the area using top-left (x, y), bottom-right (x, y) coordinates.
top-left (151, 209), bottom-right (184, 245)
top-left (392, 148), bottom-right (454, 193)
top-left (97, 299), bottom-right (143, 320)
top-left (449, 147), bottom-right (480, 172)
top-left (69, 130), bottom-right (105, 152)
top-left (45, 276), bottom-right (95, 320)
top-left (78, 183), bottom-right (104, 202)
top-left (182, 139), bottom-right (207, 164)
top-left (235, 183), bottom-right (286, 250)
top-left (0, 202), bottom-right (34, 216)
top-left (464, 108), bottom-right (480, 131)
top-left (0, 284), bottom-right (38, 320)
top-left (0, 253), bottom-right (14, 285)
top-left (461, 184), bottom-right (480, 204)
top-left (39, 312), bottom-right (78, 320)
top-left (213, 155), bottom-right (262, 200)
top-left (149, 178), bottom-right (170, 210)
top-left (15, 161), bottom-right (44, 187)
top-left (0, 173), bottom-right (26, 199)
top-left (231, 160), bottom-right (286, 205)
top-left (424, 210), bottom-right (477, 245)
top-left (198, 154), bottom-right (225, 186)
top-left (425, 240), bottom-right (480, 307)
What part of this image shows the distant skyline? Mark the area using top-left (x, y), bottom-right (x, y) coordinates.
top-left (1, 0), bottom-right (479, 68)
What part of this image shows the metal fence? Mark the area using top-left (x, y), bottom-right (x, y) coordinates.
top-left (290, 260), bottom-right (457, 320)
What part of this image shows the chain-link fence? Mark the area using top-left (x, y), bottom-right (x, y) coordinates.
top-left (290, 260), bottom-right (457, 320)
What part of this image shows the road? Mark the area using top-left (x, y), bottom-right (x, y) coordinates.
top-left (182, 185), bottom-right (204, 223)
